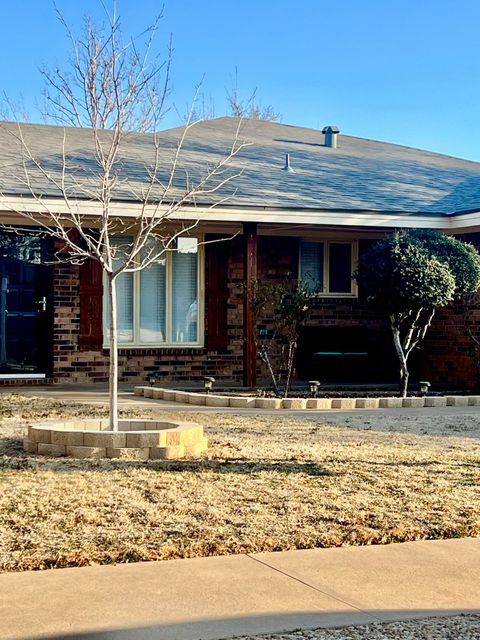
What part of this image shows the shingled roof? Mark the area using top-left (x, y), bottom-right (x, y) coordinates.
top-left (0, 117), bottom-right (479, 215)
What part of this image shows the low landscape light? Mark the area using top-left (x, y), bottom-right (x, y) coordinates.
top-left (147, 373), bottom-right (157, 387)
top-left (419, 380), bottom-right (431, 396)
top-left (308, 380), bottom-right (321, 397)
top-left (203, 376), bottom-right (215, 394)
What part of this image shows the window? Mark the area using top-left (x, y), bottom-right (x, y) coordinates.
top-left (104, 236), bottom-right (203, 346)
top-left (299, 240), bottom-right (357, 296)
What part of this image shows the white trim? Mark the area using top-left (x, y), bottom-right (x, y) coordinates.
top-left (299, 239), bottom-right (358, 298)
top-left (2, 194), bottom-right (480, 231)
top-left (0, 373), bottom-right (46, 379)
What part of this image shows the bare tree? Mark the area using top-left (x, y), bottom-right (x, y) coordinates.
top-left (248, 278), bottom-right (318, 397)
top-left (1, 4), bottom-right (247, 429)
top-left (185, 67), bottom-right (281, 123)
top-left (0, 92), bottom-right (30, 122)
top-left (227, 68), bottom-right (281, 122)
top-left (181, 87), bottom-right (216, 122)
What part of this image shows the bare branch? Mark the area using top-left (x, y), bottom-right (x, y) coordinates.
top-left (1, 3), bottom-right (248, 429)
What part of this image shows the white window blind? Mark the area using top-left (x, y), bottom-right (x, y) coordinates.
top-left (140, 256), bottom-right (166, 343)
top-left (172, 239), bottom-right (198, 343)
top-left (104, 236), bottom-right (201, 346)
top-left (300, 241), bottom-right (324, 291)
top-left (109, 237), bottom-right (134, 343)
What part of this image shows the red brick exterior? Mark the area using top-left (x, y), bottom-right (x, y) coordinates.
top-left (418, 297), bottom-right (480, 390)
top-left (52, 237), bottom-right (245, 385)
top-left (50, 235), bottom-right (393, 385)
top-left (413, 233), bottom-right (480, 390)
top-left (9, 232), bottom-right (480, 389)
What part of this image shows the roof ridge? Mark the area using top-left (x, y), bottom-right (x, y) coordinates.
top-left (0, 117), bottom-right (478, 165)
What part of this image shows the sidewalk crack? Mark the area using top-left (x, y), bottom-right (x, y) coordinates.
top-left (245, 554), bottom-right (382, 623)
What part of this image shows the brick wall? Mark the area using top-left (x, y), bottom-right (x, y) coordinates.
top-left (418, 302), bottom-right (477, 389)
top-left (44, 233), bottom-right (480, 389)
top-left (52, 238), bottom-right (245, 385)
top-left (254, 236), bottom-right (395, 384)
top-left (413, 233), bottom-right (480, 390)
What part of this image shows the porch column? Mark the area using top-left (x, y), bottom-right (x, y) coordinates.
top-left (243, 222), bottom-right (257, 387)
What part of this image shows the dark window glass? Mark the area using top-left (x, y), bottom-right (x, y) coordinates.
top-left (328, 243), bottom-right (352, 293)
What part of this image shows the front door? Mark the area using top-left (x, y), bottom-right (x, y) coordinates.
top-left (0, 231), bottom-right (52, 377)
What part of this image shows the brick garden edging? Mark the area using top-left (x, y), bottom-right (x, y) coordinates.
top-left (134, 386), bottom-right (480, 410)
top-left (23, 418), bottom-right (208, 459)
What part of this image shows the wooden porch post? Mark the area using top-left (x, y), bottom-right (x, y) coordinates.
top-left (243, 222), bottom-right (257, 387)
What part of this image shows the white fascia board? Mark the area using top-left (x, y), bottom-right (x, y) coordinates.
top-left (172, 208), bottom-right (448, 229)
top-left (0, 194), bottom-right (477, 231)
top-left (448, 210), bottom-right (480, 230)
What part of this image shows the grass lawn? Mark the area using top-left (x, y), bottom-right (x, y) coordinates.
top-left (0, 394), bottom-right (479, 572)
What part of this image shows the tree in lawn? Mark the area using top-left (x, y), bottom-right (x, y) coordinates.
top-left (356, 229), bottom-right (480, 396)
top-left (2, 6), bottom-right (246, 429)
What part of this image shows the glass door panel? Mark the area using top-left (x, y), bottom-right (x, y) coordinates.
top-left (0, 232), bottom-right (52, 375)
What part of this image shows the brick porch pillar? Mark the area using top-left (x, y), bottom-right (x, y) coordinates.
top-left (243, 222), bottom-right (257, 387)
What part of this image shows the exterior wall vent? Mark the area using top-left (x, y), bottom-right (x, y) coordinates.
top-left (322, 125), bottom-right (340, 148)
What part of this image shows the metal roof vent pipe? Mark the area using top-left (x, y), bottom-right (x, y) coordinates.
top-left (322, 125), bottom-right (340, 149)
top-left (283, 153), bottom-right (293, 171)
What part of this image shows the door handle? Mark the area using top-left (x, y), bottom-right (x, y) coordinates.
top-left (36, 297), bottom-right (47, 312)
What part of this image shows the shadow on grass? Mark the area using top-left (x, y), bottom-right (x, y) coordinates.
top-left (0, 437), bottom-right (334, 476)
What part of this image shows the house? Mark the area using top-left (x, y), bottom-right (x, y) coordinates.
top-left (1, 116), bottom-right (480, 388)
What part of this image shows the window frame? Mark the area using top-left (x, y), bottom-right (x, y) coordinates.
top-left (299, 239), bottom-right (358, 297)
top-left (102, 236), bottom-right (205, 348)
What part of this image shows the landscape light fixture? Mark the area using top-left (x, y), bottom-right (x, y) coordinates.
top-left (203, 376), bottom-right (215, 394)
top-left (308, 380), bottom-right (321, 397)
top-left (419, 380), bottom-right (431, 396)
top-left (148, 373), bottom-right (157, 387)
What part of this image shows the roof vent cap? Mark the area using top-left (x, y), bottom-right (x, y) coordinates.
top-left (322, 125), bottom-right (340, 149)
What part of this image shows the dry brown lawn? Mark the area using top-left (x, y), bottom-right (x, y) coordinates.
top-left (0, 393), bottom-right (479, 572)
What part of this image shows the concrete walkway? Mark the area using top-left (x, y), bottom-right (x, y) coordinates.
top-left (1, 538), bottom-right (479, 640)
top-left (4, 384), bottom-right (480, 419)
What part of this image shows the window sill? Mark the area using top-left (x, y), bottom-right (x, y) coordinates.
top-left (313, 293), bottom-right (358, 298)
top-left (103, 343), bottom-right (205, 350)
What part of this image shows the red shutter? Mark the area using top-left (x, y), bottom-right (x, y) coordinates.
top-left (206, 237), bottom-right (229, 350)
top-left (79, 258), bottom-right (104, 350)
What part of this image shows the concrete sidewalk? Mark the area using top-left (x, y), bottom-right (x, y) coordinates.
top-left (1, 538), bottom-right (479, 640)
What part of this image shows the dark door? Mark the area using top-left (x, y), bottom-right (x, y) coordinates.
top-left (0, 232), bottom-right (52, 376)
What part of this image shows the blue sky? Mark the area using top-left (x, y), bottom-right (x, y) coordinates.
top-left (1, 1), bottom-right (479, 160)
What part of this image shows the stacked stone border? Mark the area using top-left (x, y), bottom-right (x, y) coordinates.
top-left (23, 418), bottom-right (208, 459)
top-left (134, 386), bottom-right (480, 410)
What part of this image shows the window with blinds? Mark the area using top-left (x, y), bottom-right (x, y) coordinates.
top-left (172, 240), bottom-right (198, 343)
top-left (299, 240), bottom-right (357, 296)
top-left (140, 256), bottom-right (166, 343)
top-left (104, 236), bottom-right (201, 346)
top-left (299, 242), bottom-right (324, 291)
top-left (111, 237), bottom-right (134, 343)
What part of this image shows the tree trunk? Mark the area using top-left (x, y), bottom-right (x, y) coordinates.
top-left (259, 345), bottom-right (280, 396)
top-left (391, 320), bottom-right (409, 398)
top-left (107, 273), bottom-right (119, 431)
top-left (284, 341), bottom-right (296, 398)
top-left (400, 368), bottom-right (409, 398)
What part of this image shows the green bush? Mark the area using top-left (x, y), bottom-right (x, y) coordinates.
top-left (356, 230), bottom-right (480, 396)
